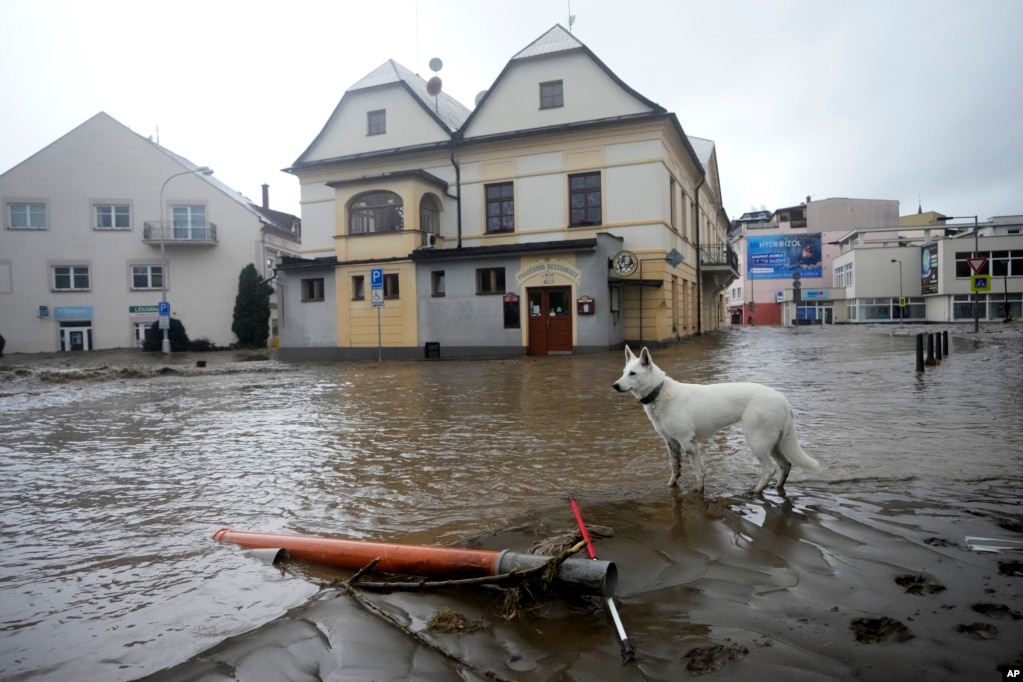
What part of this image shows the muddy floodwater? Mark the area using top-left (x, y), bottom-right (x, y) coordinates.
top-left (1, 325), bottom-right (1021, 681)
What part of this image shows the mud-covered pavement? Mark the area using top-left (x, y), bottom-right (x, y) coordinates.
top-left (1, 324), bottom-right (1022, 681)
top-left (144, 483), bottom-right (1023, 682)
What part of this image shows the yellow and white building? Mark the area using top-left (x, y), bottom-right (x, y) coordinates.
top-left (279, 25), bottom-right (737, 359)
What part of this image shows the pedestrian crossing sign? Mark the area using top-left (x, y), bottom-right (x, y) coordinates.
top-left (971, 274), bottom-right (991, 292)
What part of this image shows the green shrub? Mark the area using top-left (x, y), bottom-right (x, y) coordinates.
top-left (143, 319), bottom-right (190, 352)
top-left (189, 338), bottom-right (217, 352)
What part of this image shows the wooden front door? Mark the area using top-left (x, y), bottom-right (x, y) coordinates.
top-left (527, 287), bottom-right (573, 356)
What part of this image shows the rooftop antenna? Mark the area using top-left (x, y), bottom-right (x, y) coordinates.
top-left (568, 0), bottom-right (576, 32)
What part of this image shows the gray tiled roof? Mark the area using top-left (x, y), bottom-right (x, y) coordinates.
top-left (349, 59), bottom-right (471, 133)
top-left (512, 24), bottom-right (583, 60)
top-left (687, 135), bottom-right (715, 170)
top-left (154, 144), bottom-right (298, 232)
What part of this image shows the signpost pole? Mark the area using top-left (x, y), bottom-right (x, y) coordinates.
top-left (371, 268), bottom-right (384, 362)
top-left (973, 216), bottom-right (979, 333)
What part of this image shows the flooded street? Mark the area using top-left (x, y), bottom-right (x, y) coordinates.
top-left (1, 325), bottom-right (1021, 681)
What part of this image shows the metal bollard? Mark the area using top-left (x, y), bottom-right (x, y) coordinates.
top-left (934, 332), bottom-right (942, 362)
top-left (926, 333), bottom-right (936, 366)
top-left (916, 333), bottom-right (924, 372)
top-left (943, 330), bottom-right (949, 355)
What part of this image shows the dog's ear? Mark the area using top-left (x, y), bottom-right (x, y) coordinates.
top-left (640, 347), bottom-right (652, 367)
top-left (624, 345), bottom-right (634, 361)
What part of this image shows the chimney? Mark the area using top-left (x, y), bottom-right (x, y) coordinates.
top-left (261, 184), bottom-right (269, 209)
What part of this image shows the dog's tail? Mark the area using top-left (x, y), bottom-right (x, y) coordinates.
top-left (779, 420), bottom-right (821, 471)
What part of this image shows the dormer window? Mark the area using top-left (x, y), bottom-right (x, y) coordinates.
top-left (367, 109), bottom-right (386, 135)
top-left (539, 80), bottom-right (563, 109)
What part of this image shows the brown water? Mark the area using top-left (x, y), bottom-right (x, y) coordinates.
top-left (1, 325), bottom-right (1021, 680)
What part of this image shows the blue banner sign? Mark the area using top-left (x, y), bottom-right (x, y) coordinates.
top-left (54, 306), bottom-right (94, 320)
top-left (747, 234), bottom-right (822, 280)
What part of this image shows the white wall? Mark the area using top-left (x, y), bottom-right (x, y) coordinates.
top-left (302, 87), bottom-right (450, 162)
top-left (463, 52), bottom-right (653, 139)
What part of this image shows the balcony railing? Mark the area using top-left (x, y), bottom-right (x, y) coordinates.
top-left (700, 243), bottom-right (739, 271)
top-left (143, 221), bottom-right (218, 245)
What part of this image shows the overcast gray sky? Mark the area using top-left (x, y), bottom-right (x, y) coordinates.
top-left (2, 0), bottom-right (1021, 224)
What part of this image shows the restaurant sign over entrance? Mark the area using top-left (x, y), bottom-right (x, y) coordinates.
top-left (515, 259), bottom-right (581, 287)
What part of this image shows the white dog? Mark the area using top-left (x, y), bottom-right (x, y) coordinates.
top-left (612, 345), bottom-right (820, 494)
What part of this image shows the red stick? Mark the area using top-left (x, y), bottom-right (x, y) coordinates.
top-left (570, 498), bottom-right (598, 560)
top-left (569, 497), bottom-right (636, 664)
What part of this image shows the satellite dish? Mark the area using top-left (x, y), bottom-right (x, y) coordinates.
top-left (428, 57), bottom-right (443, 72)
top-left (426, 76), bottom-right (443, 96)
top-left (475, 90), bottom-right (488, 106)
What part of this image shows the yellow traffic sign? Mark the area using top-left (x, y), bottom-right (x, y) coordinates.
top-left (971, 274), bottom-right (991, 292)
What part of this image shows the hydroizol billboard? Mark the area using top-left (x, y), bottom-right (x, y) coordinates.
top-left (746, 234), bottom-right (823, 280)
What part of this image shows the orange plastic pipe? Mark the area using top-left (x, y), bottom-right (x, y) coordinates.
top-left (212, 528), bottom-right (617, 595)
top-left (212, 528), bottom-right (500, 580)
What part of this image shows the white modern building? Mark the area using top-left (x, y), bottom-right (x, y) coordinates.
top-left (727, 197), bottom-right (899, 325)
top-left (832, 214), bottom-right (1023, 324)
top-left (278, 25), bottom-right (737, 360)
top-left (0, 113), bottom-right (301, 353)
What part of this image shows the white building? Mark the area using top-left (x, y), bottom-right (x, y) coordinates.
top-left (0, 113), bottom-right (300, 353)
top-left (832, 214), bottom-right (1023, 324)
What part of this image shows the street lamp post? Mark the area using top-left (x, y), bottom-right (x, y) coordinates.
top-left (937, 215), bottom-right (980, 333)
top-left (159, 166), bottom-right (213, 353)
top-left (890, 259), bottom-right (903, 324)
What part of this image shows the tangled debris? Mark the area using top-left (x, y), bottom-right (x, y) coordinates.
top-left (427, 606), bottom-right (485, 634)
top-left (324, 538), bottom-right (591, 682)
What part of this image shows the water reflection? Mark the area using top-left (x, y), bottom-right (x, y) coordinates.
top-left (0, 325), bottom-right (1020, 680)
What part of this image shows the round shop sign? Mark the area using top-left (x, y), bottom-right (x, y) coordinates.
top-left (611, 250), bottom-right (638, 277)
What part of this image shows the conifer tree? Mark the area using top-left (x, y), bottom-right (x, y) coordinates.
top-left (232, 263), bottom-right (272, 348)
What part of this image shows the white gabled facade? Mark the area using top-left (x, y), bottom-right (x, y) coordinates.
top-left (279, 25), bottom-right (737, 360)
top-left (0, 113), bottom-right (301, 354)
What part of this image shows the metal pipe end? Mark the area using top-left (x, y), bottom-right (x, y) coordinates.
top-left (496, 551), bottom-right (618, 596)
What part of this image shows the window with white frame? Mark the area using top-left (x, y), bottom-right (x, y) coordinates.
top-left (835, 262), bottom-right (854, 288)
top-left (131, 264), bottom-right (163, 290)
top-left (95, 204), bottom-right (130, 230)
top-left (8, 202), bottom-right (47, 229)
top-left (172, 205), bottom-right (207, 239)
top-left (992, 250), bottom-right (1023, 277)
top-left (133, 322), bottom-right (150, 348)
top-left (53, 265), bottom-right (90, 291)
top-left (955, 251), bottom-right (988, 278)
